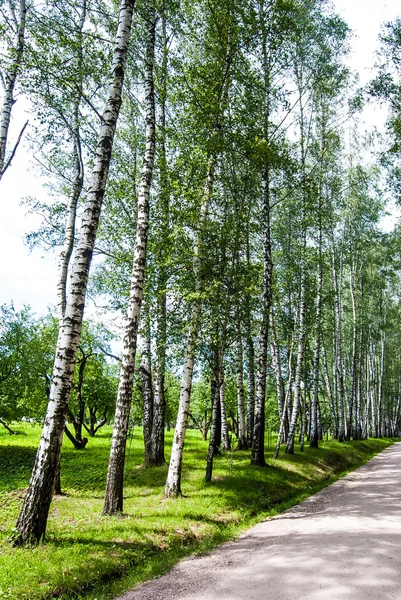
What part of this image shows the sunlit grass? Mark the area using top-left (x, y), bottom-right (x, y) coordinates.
top-left (0, 423), bottom-right (396, 600)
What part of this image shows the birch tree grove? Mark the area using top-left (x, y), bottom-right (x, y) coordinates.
top-left (13, 0), bottom-right (135, 545)
top-left (5, 0), bottom-right (401, 528)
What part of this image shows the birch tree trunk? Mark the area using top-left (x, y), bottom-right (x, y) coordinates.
top-left (348, 261), bottom-right (358, 440)
top-left (140, 307), bottom-right (154, 466)
top-left (270, 312), bottom-right (287, 442)
top-left (164, 158), bottom-right (216, 497)
top-left (251, 169), bottom-right (273, 466)
top-left (245, 225), bottom-right (255, 447)
top-left (52, 0), bottom-right (87, 495)
top-left (205, 380), bottom-right (220, 481)
top-left (0, 0), bottom-right (27, 181)
top-left (57, 123), bottom-right (84, 323)
top-left (322, 340), bottom-right (337, 438)
top-left (273, 339), bottom-right (294, 459)
top-left (355, 320), bottom-right (364, 440)
top-left (378, 332), bottom-right (386, 438)
top-left (369, 347), bottom-right (377, 437)
top-left (363, 354), bottom-right (371, 440)
top-left (235, 310), bottom-right (247, 450)
top-left (56, 0), bottom-right (86, 323)
top-left (151, 10), bottom-right (169, 466)
top-left (246, 308), bottom-right (255, 448)
top-left (13, 0), bottom-right (135, 546)
top-left (332, 245), bottom-right (346, 442)
top-left (220, 360), bottom-right (231, 452)
top-left (285, 269), bottom-right (306, 454)
top-left (103, 4), bottom-right (156, 515)
top-left (310, 196), bottom-right (322, 449)
top-left (299, 392), bottom-right (305, 452)
top-left (285, 57), bottom-right (308, 455)
top-left (164, 301), bottom-right (203, 496)
top-left (251, 2), bottom-right (274, 466)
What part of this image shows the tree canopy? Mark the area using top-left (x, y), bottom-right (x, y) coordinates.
top-left (1, 0), bottom-right (401, 545)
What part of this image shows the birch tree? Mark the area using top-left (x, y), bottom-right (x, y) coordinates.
top-left (103, 1), bottom-right (156, 515)
top-left (164, 0), bottom-right (235, 496)
top-left (13, 0), bottom-right (135, 545)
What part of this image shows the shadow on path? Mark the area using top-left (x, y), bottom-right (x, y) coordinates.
top-left (117, 443), bottom-right (401, 600)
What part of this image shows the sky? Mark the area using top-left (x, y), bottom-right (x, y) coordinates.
top-left (0, 0), bottom-right (400, 317)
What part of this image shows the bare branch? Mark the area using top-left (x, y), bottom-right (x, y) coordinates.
top-left (0, 119), bottom-right (28, 177)
top-left (100, 346), bottom-right (122, 363)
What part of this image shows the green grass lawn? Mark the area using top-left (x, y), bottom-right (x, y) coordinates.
top-left (0, 423), bottom-right (396, 600)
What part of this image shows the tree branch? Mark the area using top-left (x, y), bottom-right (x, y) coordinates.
top-left (1, 119), bottom-right (28, 177)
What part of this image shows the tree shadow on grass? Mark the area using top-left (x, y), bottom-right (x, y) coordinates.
top-left (201, 466), bottom-right (311, 516)
top-left (0, 444), bottom-right (37, 492)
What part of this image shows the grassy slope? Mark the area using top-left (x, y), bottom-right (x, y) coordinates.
top-left (0, 424), bottom-right (396, 600)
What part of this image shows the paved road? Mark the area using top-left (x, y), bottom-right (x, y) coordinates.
top-left (117, 443), bottom-right (401, 600)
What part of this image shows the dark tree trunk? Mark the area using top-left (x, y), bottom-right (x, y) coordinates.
top-left (0, 419), bottom-right (18, 434)
top-left (205, 382), bottom-right (220, 481)
top-left (63, 425), bottom-right (88, 449)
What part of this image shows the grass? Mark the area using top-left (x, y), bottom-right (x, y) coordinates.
top-left (0, 423), bottom-right (396, 600)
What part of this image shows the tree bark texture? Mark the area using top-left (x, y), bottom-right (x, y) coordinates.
top-left (219, 363), bottom-right (231, 452)
top-left (246, 312), bottom-right (255, 448)
top-left (164, 301), bottom-right (202, 497)
top-left (378, 332), bottom-right (386, 438)
top-left (245, 225), bottom-right (255, 448)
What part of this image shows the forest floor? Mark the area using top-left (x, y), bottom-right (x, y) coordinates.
top-left (116, 442), bottom-right (401, 600)
top-left (0, 424), bottom-right (396, 600)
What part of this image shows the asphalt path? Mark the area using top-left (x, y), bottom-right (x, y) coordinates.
top-left (117, 442), bottom-right (401, 600)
